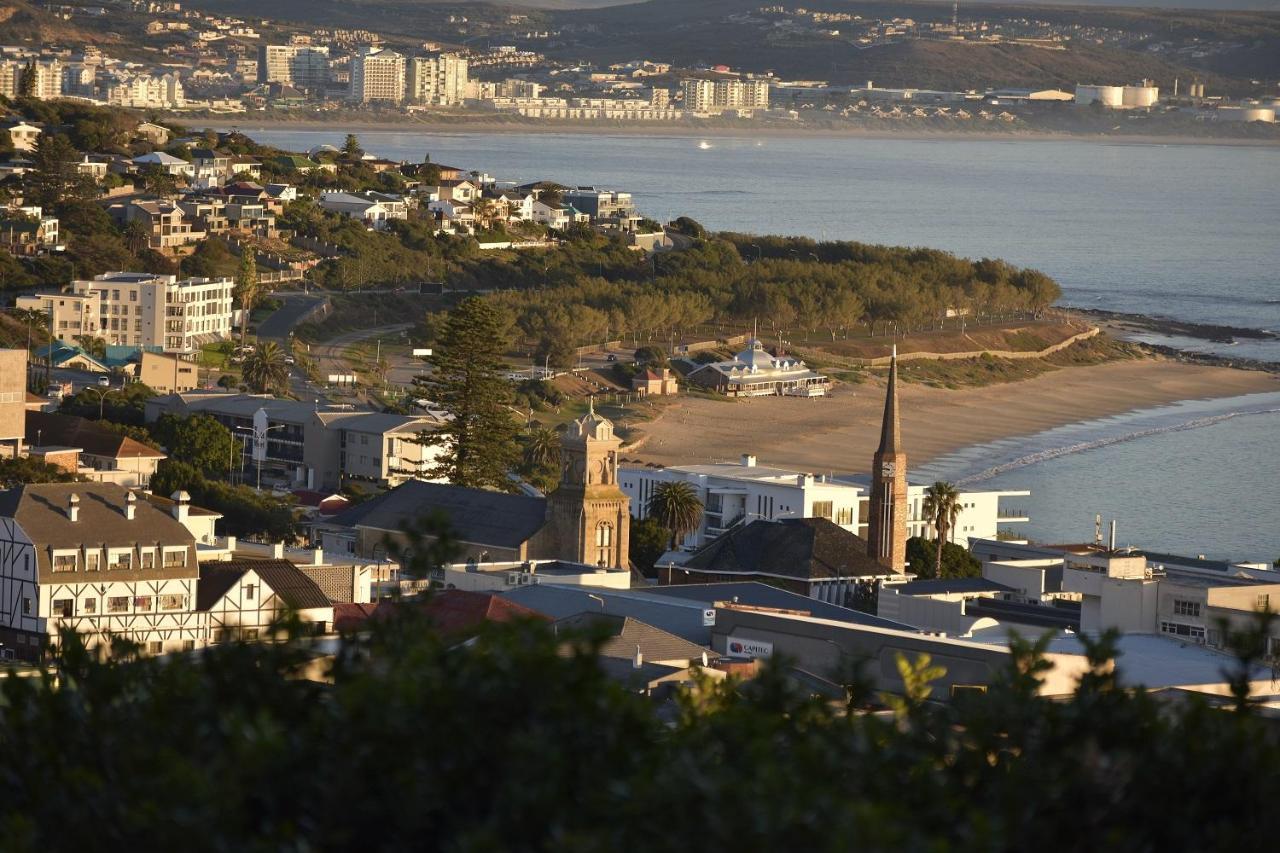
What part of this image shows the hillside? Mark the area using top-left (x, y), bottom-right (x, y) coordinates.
top-left (0, 1), bottom-right (123, 47)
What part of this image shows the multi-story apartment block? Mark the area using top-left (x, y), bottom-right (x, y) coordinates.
top-left (144, 392), bottom-right (446, 491)
top-left (257, 44), bottom-right (330, 90)
top-left (17, 271), bottom-right (234, 354)
top-left (104, 72), bottom-right (185, 110)
top-left (0, 59), bottom-right (63, 100)
top-left (681, 78), bottom-right (770, 115)
top-left (561, 187), bottom-right (637, 225)
top-left (620, 454), bottom-right (1028, 550)
top-left (0, 483), bottom-right (203, 660)
top-left (406, 53), bottom-right (469, 105)
top-left (349, 47), bottom-right (405, 104)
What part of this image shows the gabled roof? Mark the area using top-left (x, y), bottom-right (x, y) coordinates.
top-left (132, 151), bottom-right (188, 166)
top-left (680, 518), bottom-right (892, 581)
top-left (197, 559), bottom-right (332, 611)
top-left (554, 611), bottom-right (716, 664)
top-left (322, 480), bottom-right (548, 549)
top-left (381, 589), bottom-right (548, 636)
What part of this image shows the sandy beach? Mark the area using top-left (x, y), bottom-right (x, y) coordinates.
top-left (625, 358), bottom-right (1279, 475)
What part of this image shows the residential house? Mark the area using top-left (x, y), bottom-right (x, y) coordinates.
top-left (532, 199), bottom-right (588, 229)
top-left (197, 558), bottom-right (335, 641)
top-left (110, 199), bottom-right (207, 252)
top-left (318, 191), bottom-right (408, 229)
top-left (1, 119), bottom-right (42, 152)
top-left (131, 151), bottom-right (193, 178)
top-left (0, 206), bottom-right (59, 256)
top-left (134, 121), bottom-right (171, 145)
top-left (26, 411), bottom-right (167, 488)
top-left (138, 350), bottom-right (200, 394)
top-left (631, 367), bottom-right (678, 396)
top-left (0, 349), bottom-right (26, 459)
top-left (0, 483), bottom-right (203, 659)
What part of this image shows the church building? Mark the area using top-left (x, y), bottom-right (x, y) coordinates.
top-left (313, 402), bottom-right (631, 570)
top-left (867, 347), bottom-right (908, 572)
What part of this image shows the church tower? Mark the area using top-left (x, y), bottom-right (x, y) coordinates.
top-left (547, 398), bottom-right (631, 568)
top-left (867, 346), bottom-right (908, 572)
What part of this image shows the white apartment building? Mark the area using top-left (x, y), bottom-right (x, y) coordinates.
top-left (18, 271), bottom-right (234, 354)
top-left (407, 53), bottom-right (468, 106)
top-left (258, 44), bottom-right (330, 89)
top-left (620, 455), bottom-right (1029, 550)
top-left (104, 72), bottom-right (185, 110)
top-left (0, 483), bottom-right (204, 660)
top-left (681, 78), bottom-right (770, 115)
top-left (0, 59), bottom-right (63, 100)
top-left (349, 47), bottom-right (406, 104)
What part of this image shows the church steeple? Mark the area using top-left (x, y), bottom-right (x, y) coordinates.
top-left (546, 397), bottom-right (630, 568)
top-left (868, 345), bottom-right (908, 572)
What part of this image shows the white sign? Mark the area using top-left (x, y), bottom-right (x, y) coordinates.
top-left (412, 348), bottom-right (433, 357)
top-left (327, 374), bottom-right (357, 386)
top-left (725, 635), bottom-right (773, 660)
top-left (702, 608), bottom-right (716, 627)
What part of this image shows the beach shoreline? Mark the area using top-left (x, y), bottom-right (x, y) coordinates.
top-left (207, 117), bottom-right (1280, 149)
top-left (624, 357), bottom-right (1279, 475)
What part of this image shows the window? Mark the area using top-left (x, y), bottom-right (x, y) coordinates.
top-left (134, 596), bottom-right (153, 611)
top-left (108, 596), bottom-right (129, 613)
top-left (160, 594), bottom-right (187, 611)
top-left (52, 553), bottom-right (77, 573)
top-left (243, 628), bottom-right (259, 641)
top-left (812, 501), bottom-right (833, 520)
top-left (147, 641), bottom-right (163, 655)
top-left (140, 550), bottom-right (155, 570)
top-left (1172, 599), bottom-right (1201, 618)
top-left (163, 549), bottom-right (186, 568)
top-left (596, 523), bottom-right (613, 548)
top-left (108, 550), bottom-right (132, 571)
top-left (1258, 594), bottom-right (1271, 613)
top-left (84, 550), bottom-right (100, 571)
top-left (182, 640), bottom-right (195, 652)
top-left (82, 598), bottom-right (97, 615)
top-left (244, 584), bottom-right (255, 601)
top-left (22, 598), bottom-right (32, 616)
top-left (53, 599), bottom-right (73, 618)
top-left (836, 507), bottom-right (854, 525)
top-left (1161, 621), bottom-right (1206, 641)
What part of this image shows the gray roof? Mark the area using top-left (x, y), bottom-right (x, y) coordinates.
top-left (0, 483), bottom-right (196, 582)
top-left (681, 518), bottom-right (891, 581)
top-left (502, 585), bottom-right (713, 644)
top-left (888, 578), bottom-right (1015, 596)
top-left (555, 611), bottom-right (717, 664)
top-left (323, 480), bottom-right (548, 549)
top-left (642, 582), bottom-right (918, 631)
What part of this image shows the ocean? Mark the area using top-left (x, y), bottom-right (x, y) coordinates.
top-left (240, 127), bottom-right (1280, 562)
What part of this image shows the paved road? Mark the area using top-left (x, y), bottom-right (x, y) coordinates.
top-left (256, 293), bottom-right (326, 341)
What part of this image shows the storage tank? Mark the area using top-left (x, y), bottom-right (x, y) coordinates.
top-left (1216, 106), bottom-right (1276, 123)
top-left (1121, 85), bottom-right (1158, 108)
top-left (1075, 84), bottom-right (1123, 107)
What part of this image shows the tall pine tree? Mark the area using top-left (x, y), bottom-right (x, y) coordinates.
top-left (412, 298), bottom-right (520, 490)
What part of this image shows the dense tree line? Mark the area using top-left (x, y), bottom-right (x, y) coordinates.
top-left (0, 600), bottom-right (1274, 850)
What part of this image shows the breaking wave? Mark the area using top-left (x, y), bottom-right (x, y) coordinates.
top-left (956, 407), bottom-right (1280, 486)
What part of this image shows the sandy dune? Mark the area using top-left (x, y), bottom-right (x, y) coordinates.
top-left (626, 359), bottom-right (1278, 475)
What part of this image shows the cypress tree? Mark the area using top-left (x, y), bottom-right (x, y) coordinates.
top-left (413, 297), bottom-right (520, 490)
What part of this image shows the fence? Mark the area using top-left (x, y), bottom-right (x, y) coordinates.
top-left (793, 327), bottom-right (1100, 369)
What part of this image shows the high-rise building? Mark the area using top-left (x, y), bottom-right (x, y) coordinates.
top-left (681, 78), bottom-right (769, 114)
top-left (0, 59), bottom-right (63, 100)
top-left (406, 53), bottom-right (469, 106)
top-left (258, 44), bottom-right (330, 90)
top-left (349, 47), bottom-right (406, 104)
top-left (867, 347), bottom-right (908, 572)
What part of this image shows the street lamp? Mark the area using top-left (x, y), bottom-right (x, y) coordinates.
top-left (82, 385), bottom-right (119, 421)
top-left (235, 424), bottom-right (286, 492)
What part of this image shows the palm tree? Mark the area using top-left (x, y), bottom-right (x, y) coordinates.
top-left (647, 481), bottom-right (704, 551)
top-left (9, 307), bottom-right (47, 389)
top-left (122, 219), bottom-right (151, 255)
top-left (523, 427), bottom-right (560, 469)
top-left (240, 340), bottom-right (289, 395)
top-left (922, 481), bottom-right (962, 579)
top-left (235, 248), bottom-right (258, 351)
top-left (471, 197), bottom-right (499, 232)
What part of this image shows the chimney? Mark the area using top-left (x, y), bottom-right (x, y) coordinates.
top-left (170, 490), bottom-right (190, 524)
top-left (124, 491), bottom-right (137, 520)
top-left (67, 493), bottom-right (79, 522)
top-left (633, 644), bottom-right (643, 670)
top-left (741, 454), bottom-right (757, 467)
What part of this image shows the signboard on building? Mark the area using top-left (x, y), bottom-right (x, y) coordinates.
top-left (412, 348), bottom-right (432, 357)
top-left (702, 608), bottom-right (716, 627)
top-left (726, 635), bottom-right (773, 659)
top-left (327, 374), bottom-right (357, 386)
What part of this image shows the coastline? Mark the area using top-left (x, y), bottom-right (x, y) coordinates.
top-left (625, 357), bottom-right (1279, 474)
top-left (208, 117), bottom-right (1280, 149)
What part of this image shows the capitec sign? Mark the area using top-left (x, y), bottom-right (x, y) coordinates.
top-left (726, 636), bottom-right (774, 660)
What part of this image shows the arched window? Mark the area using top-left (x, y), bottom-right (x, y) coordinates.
top-left (595, 523), bottom-right (613, 548)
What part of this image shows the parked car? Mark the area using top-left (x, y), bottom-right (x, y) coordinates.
top-left (606, 354), bottom-right (618, 362)
top-left (284, 355), bottom-right (296, 366)
top-left (96, 375), bottom-right (110, 387)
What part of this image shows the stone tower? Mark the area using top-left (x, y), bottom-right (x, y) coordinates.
top-left (548, 398), bottom-right (631, 568)
top-left (867, 346), bottom-right (908, 572)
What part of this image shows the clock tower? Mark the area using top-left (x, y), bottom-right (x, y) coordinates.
top-left (867, 346), bottom-right (908, 572)
top-left (547, 398), bottom-right (630, 568)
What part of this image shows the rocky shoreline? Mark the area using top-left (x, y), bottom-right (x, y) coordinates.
top-left (1075, 308), bottom-right (1278, 344)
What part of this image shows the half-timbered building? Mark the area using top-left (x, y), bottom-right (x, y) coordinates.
top-left (0, 482), bottom-right (203, 660)
top-left (197, 559), bottom-right (334, 642)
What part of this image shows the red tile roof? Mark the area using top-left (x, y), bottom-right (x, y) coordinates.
top-left (334, 601), bottom-right (377, 632)
top-left (374, 589), bottom-right (549, 636)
